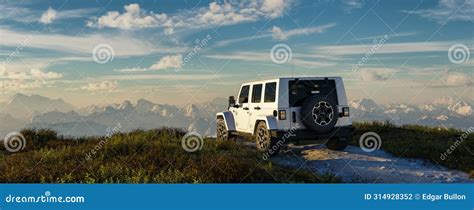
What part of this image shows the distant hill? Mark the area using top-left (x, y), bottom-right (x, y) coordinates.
top-left (349, 97), bottom-right (472, 129)
top-left (0, 93), bottom-right (75, 119)
top-left (25, 97), bottom-right (226, 137)
top-left (0, 94), bottom-right (472, 138)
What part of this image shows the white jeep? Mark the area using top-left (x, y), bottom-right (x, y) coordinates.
top-left (216, 77), bottom-right (354, 155)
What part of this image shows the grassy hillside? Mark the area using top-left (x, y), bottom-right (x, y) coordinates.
top-left (352, 121), bottom-right (474, 178)
top-left (0, 128), bottom-right (336, 183)
top-left (1, 122), bottom-right (472, 183)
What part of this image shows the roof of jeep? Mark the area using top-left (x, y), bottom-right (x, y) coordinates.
top-left (242, 76), bottom-right (342, 84)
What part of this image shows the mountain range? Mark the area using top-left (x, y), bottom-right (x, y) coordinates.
top-left (0, 93), bottom-right (472, 138)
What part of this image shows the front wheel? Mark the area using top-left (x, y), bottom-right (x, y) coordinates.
top-left (255, 121), bottom-right (280, 156)
top-left (216, 119), bottom-right (236, 141)
top-left (325, 137), bottom-right (349, 151)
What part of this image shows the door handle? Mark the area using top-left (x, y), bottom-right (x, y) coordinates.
top-left (243, 107), bottom-right (249, 110)
top-left (254, 107), bottom-right (261, 110)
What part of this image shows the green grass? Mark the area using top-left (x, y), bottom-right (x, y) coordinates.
top-left (0, 128), bottom-right (337, 183)
top-left (352, 121), bottom-right (474, 178)
top-left (1, 122), bottom-right (472, 183)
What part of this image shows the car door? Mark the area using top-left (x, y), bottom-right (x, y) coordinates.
top-left (248, 83), bottom-right (263, 132)
top-left (234, 84), bottom-right (251, 132)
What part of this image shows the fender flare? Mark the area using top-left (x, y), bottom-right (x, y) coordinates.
top-left (216, 111), bottom-right (236, 131)
top-left (254, 116), bottom-right (278, 135)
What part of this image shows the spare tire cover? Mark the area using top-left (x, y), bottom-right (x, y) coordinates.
top-left (300, 95), bottom-right (338, 133)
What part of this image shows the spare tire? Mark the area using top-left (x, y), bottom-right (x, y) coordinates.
top-left (300, 95), bottom-right (338, 133)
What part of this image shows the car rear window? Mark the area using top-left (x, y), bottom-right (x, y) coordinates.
top-left (264, 82), bottom-right (276, 102)
top-left (288, 79), bottom-right (338, 107)
top-left (251, 84), bottom-right (263, 103)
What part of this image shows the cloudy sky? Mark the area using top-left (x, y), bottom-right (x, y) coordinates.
top-left (0, 0), bottom-right (473, 107)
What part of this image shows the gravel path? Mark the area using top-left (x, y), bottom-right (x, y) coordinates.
top-left (272, 144), bottom-right (473, 183)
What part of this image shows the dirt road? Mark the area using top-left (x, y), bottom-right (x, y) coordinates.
top-left (272, 144), bottom-right (473, 183)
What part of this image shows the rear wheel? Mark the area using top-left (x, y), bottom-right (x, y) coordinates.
top-left (325, 137), bottom-right (349, 151)
top-left (255, 121), bottom-right (280, 156)
top-left (216, 119), bottom-right (235, 141)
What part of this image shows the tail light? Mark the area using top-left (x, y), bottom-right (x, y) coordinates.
top-left (342, 107), bottom-right (350, 117)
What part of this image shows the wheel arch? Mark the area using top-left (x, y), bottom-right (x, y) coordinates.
top-left (253, 116), bottom-right (278, 135)
top-left (216, 111), bottom-right (236, 131)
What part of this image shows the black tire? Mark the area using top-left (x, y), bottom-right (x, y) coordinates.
top-left (300, 95), bottom-right (338, 133)
top-left (216, 119), bottom-right (236, 141)
top-left (325, 137), bottom-right (349, 151)
top-left (255, 121), bottom-right (280, 156)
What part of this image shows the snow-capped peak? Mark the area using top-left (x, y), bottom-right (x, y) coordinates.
top-left (349, 98), bottom-right (381, 111)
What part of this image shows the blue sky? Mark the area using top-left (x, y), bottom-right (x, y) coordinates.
top-left (0, 0), bottom-right (473, 107)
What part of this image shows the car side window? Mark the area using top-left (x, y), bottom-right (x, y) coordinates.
top-left (251, 84), bottom-right (262, 103)
top-left (264, 82), bottom-right (276, 102)
top-left (238, 85), bottom-right (250, 104)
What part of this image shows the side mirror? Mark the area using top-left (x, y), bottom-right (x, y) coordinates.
top-left (228, 96), bottom-right (236, 108)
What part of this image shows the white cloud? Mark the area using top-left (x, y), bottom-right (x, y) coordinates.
top-left (87, 4), bottom-right (168, 29)
top-left (30, 69), bottom-right (62, 79)
top-left (214, 34), bottom-right (267, 47)
top-left (271, 26), bottom-right (287, 40)
top-left (343, 0), bottom-right (364, 13)
top-left (359, 69), bottom-right (389, 81)
top-left (215, 23), bottom-right (335, 47)
top-left (3, 4), bottom-right (97, 24)
top-left (314, 41), bottom-right (473, 55)
top-left (150, 54), bottom-right (183, 70)
top-left (191, 0), bottom-right (290, 27)
top-left (0, 80), bottom-right (44, 91)
top-left (89, 1), bottom-right (292, 31)
top-left (81, 81), bottom-right (118, 91)
top-left (444, 72), bottom-right (472, 86)
top-left (261, 0), bottom-right (287, 18)
top-left (270, 23), bottom-right (336, 40)
top-left (114, 67), bottom-right (148, 72)
top-left (102, 74), bottom-right (222, 81)
top-left (355, 32), bottom-right (417, 41)
top-left (196, 2), bottom-right (254, 26)
top-left (0, 28), bottom-right (181, 57)
top-left (405, 0), bottom-right (474, 24)
top-left (40, 7), bottom-right (57, 24)
top-left (205, 51), bottom-right (334, 67)
top-left (0, 69), bottom-right (63, 80)
top-left (0, 69), bottom-right (61, 91)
